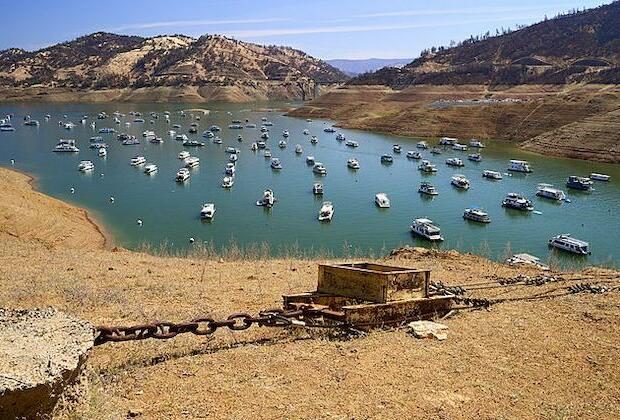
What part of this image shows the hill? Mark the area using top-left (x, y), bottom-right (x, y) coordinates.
top-left (350, 2), bottom-right (620, 87)
top-left (0, 32), bottom-right (347, 102)
top-left (325, 58), bottom-right (412, 76)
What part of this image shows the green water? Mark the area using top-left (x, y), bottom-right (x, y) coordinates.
top-left (1, 101), bottom-right (619, 267)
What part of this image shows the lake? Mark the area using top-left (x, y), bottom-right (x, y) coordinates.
top-left (1, 101), bottom-right (619, 267)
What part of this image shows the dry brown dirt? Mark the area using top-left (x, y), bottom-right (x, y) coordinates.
top-left (288, 84), bottom-right (620, 163)
top-left (1, 167), bottom-right (619, 419)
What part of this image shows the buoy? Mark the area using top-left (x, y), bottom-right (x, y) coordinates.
top-left (70, 187), bottom-right (75, 194)
top-left (189, 237), bottom-right (195, 243)
top-left (137, 219), bottom-right (143, 226)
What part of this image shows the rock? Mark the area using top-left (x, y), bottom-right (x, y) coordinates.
top-left (408, 320), bottom-right (449, 341)
top-left (128, 408), bottom-right (144, 417)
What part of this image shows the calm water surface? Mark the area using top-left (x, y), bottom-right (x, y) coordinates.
top-left (1, 101), bottom-right (619, 267)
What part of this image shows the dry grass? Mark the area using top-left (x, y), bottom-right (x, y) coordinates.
top-left (1, 167), bottom-right (620, 419)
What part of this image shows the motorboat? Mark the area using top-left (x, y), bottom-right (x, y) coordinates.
top-left (144, 164), bottom-right (158, 174)
top-left (257, 141), bottom-right (266, 149)
top-left (202, 131), bottom-right (214, 138)
top-left (185, 156), bottom-right (200, 168)
top-left (221, 176), bottom-right (234, 188)
top-left (416, 141), bottom-right (428, 149)
top-left (122, 137), bottom-right (140, 145)
top-left (270, 158), bottom-right (283, 170)
top-left (98, 127), bottom-right (115, 134)
top-left (225, 163), bottom-right (236, 175)
top-left (209, 125), bottom-right (221, 132)
top-left (245, 124), bottom-right (256, 129)
top-left (117, 133), bottom-right (131, 141)
top-left (468, 153), bottom-right (482, 162)
top-left (53, 139), bottom-right (79, 152)
top-left (176, 134), bottom-right (189, 141)
top-left (282, 130), bottom-right (290, 137)
top-left (306, 156), bottom-right (315, 165)
top-left (566, 175), bottom-right (593, 191)
top-left (446, 157), bottom-right (464, 167)
top-left (229, 124), bottom-right (243, 129)
top-left (548, 234), bottom-right (591, 255)
top-left (178, 151), bottom-right (190, 160)
top-left (229, 153), bottom-right (238, 162)
top-left (200, 203), bottom-right (216, 220)
top-left (295, 144), bottom-right (303, 154)
top-left (439, 137), bottom-right (457, 146)
top-left (261, 132), bottom-right (269, 140)
top-left (278, 140), bottom-right (287, 148)
top-left (98, 147), bottom-right (107, 157)
top-left (374, 193), bottom-right (390, 208)
top-left (89, 142), bottom-right (108, 149)
top-left (90, 136), bottom-right (104, 142)
top-left (418, 160), bottom-right (437, 172)
top-left (393, 145), bottom-right (402, 153)
top-left (24, 119), bottom-right (39, 126)
top-left (323, 127), bottom-right (336, 133)
top-left (313, 162), bottom-right (327, 175)
top-left (133, 118), bottom-right (145, 123)
top-left (469, 139), bottom-right (485, 148)
top-left (381, 154), bottom-right (394, 164)
top-left (336, 133), bottom-right (345, 141)
top-left (183, 140), bottom-right (205, 147)
top-left (264, 149), bottom-right (272, 158)
top-left (0, 121), bottom-right (15, 131)
top-left (130, 156), bottom-right (147, 166)
top-left (260, 125), bottom-right (269, 132)
top-left (430, 147), bottom-right (442, 155)
top-left (256, 189), bottom-right (276, 207)
top-left (345, 140), bottom-right (358, 147)
top-left (310, 136), bottom-right (319, 144)
top-left (250, 142), bottom-right (258, 151)
top-left (483, 170), bottom-right (502, 180)
top-left (225, 146), bottom-right (239, 154)
top-left (590, 173), bottom-right (610, 182)
top-left (452, 143), bottom-right (468, 151)
top-left (303, 129), bottom-right (309, 135)
top-left (451, 174), bottom-right (470, 190)
top-left (536, 184), bottom-right (566, 201)
top-left (313, 183), bottom-right (323, 195)
top-left (418, 182), bottom-right (438, 196)
top-left (213, 137), bottom-right (223, 144)
top-left (410, 218), bottom-right (444, 241)
top-left (172, 124), bottom-right (182, 129)
top-left (78, 160), bottom-right (95, 172)
top-left (407, 151), bottom-right (422, 159)
top-left (142, 130), bottom-right (155, 137)
top-left (318, 201), bottom-right (334, 221)
top-left (463, 208), bottom-right (491, 223)
top-left (502, 193), bottom-right (534, 211)
top-left (64, 122), bottom-right (76, 130)
top-left (264, 121), bottom-right (274, 127)
top-left (508, 160), bottom-right (532, 173)
top-left (347, 158), bottom-right (360, 169)
top-left (176, 168), bottom-right (190, 182)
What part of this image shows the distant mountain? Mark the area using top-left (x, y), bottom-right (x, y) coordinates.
top-left (0, 32), bottom-right (347, 100)
top-left (349, 2), bottom-right (620, 86)
top-left (325, 58), bottom-right (412, 76)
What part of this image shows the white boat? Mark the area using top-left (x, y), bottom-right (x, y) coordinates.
top-left (225, 146), bottom-right (239, 154)
top-left (318, 201), bottom-right (334, 221)
top-left (336, 133), bottom-right (345, 141)
top-left (264, 122), bottom-right (274, 127)
top-left (200, 203), bottom-right (216, 220)
top-left (245, 124), bottom-right (256, 129)
top-left (250, 142), bottom-right (258, 151)
top-left (482, 170), bottom-right (502, 180)
top-left (183, 140), bottom-right (205, 147)
top-left (229, 153), bottom-right (238, 162)
top-left (257, 141), bottom-right (266, 149)
top-left (78, 160), bottom-right (94, 172)
top-left (324, 127), bottom-right (336, 133)
top-left (64, 122), bottom-right (76, 130)
top-left (278, 140), bottom-right (287, 148)
top-left (178, 151), bottom-right (190, 160)
top-left (303, 129), bottom-right (309, 135)
top-left (566, 176), bottom-right (593, 191)
top-left (418, 182), bottom-right (438, 196)
top-left (185, 156), bottom-right (200, 168)
top-left (313, 162), bottom-right (327, 175)
top-left (175, 134), bottom-right (189, 141)
top-left (271, 158), bottom-right (283, 170)
top-left (430, 147), bottom-right (442, 155)
top-left (393, 145), bottom-right (402, 153)
top-left (221, 176), bottom-right (234, 188)
top-left (468, 153), bottom-right (482, 162)
top-left (313, 183), bottom-right (324, 195)
top-left (98, 127), bottom-right (115, 134)
top-left (469, 139), bottom-right (485, 148)
top-left (295, 144), bottom-right (303, 154)
top-left (225, 163), bottom-right (236, 175)
top-left (122, 137), bottom-right (140, 145)
top-left (228, 124), bottom-right (243, 129)
top-left (209, 125), bottom-right (221, 132)
top-left (451, 174), bottom-right (470, 190)
top-left (130, 156), bottom-right (147, 166)
top-left (347, 158), bottom-right (360, 169)
top-left (149, 137), bottom-right (164, 144)
top-left (446, 157), bottom-right (464, 167)
top-left (144, 164), bottom-right (158, 174)
top-left (0, 122), bottom-right (15, 131)
top-left (463, 208), bottom-right (491, 223)
top-left (452, 143), bottom-right (468, 151)
top-left (306, 156), bottom-right (315, 165)
top-left (439, 137), bottom-right (457, 145)
top-left (410, 218), bottom-right (444, 241)
top-left (176, 168), bottom-right (190, 182)
top-left (536, 184), bottom-right (566, 201)
top-left (418, 160), bottom-right (437, 172)
top-left (142, 130), bottom-right (155, 137)
top-left (381, 154), bottom-right (393, 163)
top-left (374, 193), bottom-right (390, 208)
top-left (548, 234), bottom-right (590, 255)
top-left (202, 130), bottom-right (214, 138)
top-left (264, 149), bottom-right (272, 158)
top-left (98, 147), bottom-right (107, 157)
top-left (261, 132), bottom-right (269, 140)
top-left (590, 173), bottom-right (610, 182)
top-left (345, 140), bottom-right (358, 147)
top-left (282, 130), bottom-right (290, 137)
top-left (256, 189), bottom-right (276, 207)
top-left (502, 193), bottom-right (533, 211)
top-left (416, 141), bottom-right (428, 149)
top-left (508, 160), bottom-right (532, 173)
top-left (260, 125), bottom-right (268, 132)
top-left (310, 136), bottom-right (319, 144)
top-left (53, 139), bottom-right (79, 152)
top-left (213, 137), bottom-right (223, 144)
top-left (407, 151), bottom-right (421, 159)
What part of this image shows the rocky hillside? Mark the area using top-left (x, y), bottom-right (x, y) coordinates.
top-left (0, 32), bottom-right (347, 99)
top-left (350, 1), bottom-right (620, 86)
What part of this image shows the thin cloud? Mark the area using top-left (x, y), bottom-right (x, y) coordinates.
top-left (107, 18), bottom-right (290, 32)
top-left (224, 15), bottom-right (540, 38)
top-left (353, 4), bottom-right (566, 18)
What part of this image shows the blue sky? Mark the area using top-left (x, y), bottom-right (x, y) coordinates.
top-left (0, 0), bottom-right (609, 59)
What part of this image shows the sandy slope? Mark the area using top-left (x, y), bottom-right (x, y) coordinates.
top-left (1, 167), bottom-right (619, 419)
